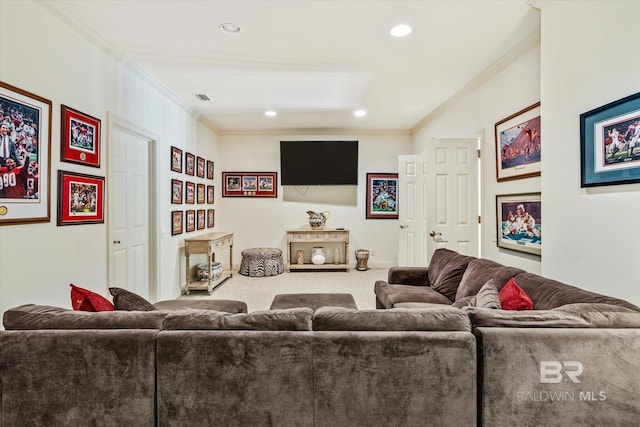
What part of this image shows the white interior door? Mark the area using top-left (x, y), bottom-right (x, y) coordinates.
top-left (108, 125), bottom-right (151, 299)
top-left (398, 138), bottom-right (480, 266)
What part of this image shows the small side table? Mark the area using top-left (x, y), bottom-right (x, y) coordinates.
top-left (184, 232), bottom-right (233, 294)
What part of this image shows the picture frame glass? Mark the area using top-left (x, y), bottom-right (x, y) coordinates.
top-left (495, 103), bottom-right (541, 181)
top-left (61, 105), bottom-right (101, 167)
top-left (57, 170), bottom-right (105, 225)
top-left (366, 173), bottom-right (398, 219)
top-left (496, 192), bottom-right (541, 256)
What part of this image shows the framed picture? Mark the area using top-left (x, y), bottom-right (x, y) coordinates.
top-left (171, 179), bottom-right (182, 204)
top-left (197, 183), bottom-right (205, 204)
top-left (60, 105), bottom-right (101, 168)
top-left (207, 208), bottom-right (215, 228)
top-left (171, 210), bottom-right (183, 235)
top-left (496, 192), bottom-right (541, 256)
top-left (207, 185), bottom-right (214, 204)
top-left (196, 156), bottom-right (205, 178)
top-left (207, 160), bottom-right (214, 180)
top-left (171, 146), bottom-right (183, 173)
top-left (366, 173), bottom-right (398, 219)
top-left (57, 170), bottom-right (105, 226)
top-left (0, 82), bottom-right (52, 226)
top-left (185, 152), bottom-right (195, 176)
top-left (495, 102), bottom-right (541, 181)
top-left (185, 181), bottom-right (195, 204)
top-left (197, 209), bottom-right (205, 230)
top-left (222, 172), bottom-right (277, 197)
top-left (580, 92), bottom-right (640, 187)
top-left (185, 209), bottom-right (195, 232)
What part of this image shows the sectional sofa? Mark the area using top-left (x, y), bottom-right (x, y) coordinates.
top-left (375, 248), bottom-right (640, 426)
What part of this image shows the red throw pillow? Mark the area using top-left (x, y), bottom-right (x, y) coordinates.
top-left (70, 284), bottom-right (115, 312)
top-left (499, 277), bottom-right (533, 310)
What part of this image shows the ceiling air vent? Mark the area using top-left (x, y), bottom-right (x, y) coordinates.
top-left (193, 93), bottom-right (211, 101)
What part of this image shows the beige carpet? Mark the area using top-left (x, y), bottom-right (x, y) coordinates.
top-left (177, 268), bottom-right (389, 312)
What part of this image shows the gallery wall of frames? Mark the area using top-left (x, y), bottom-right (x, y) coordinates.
top-left (170, 146), bottom-right (215, 236)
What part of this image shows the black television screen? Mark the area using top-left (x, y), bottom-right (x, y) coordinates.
top-left (280, 141), bottom-right (358, 185)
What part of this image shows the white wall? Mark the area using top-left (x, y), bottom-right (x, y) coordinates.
top-left (538, 0), bottom-right (640, 307)
top-left (412, 40), bottom-right (542, 273)
top-left (218, 133), bottom-right (411, 268)
top-left (0, 1), bottom-right (218, 319)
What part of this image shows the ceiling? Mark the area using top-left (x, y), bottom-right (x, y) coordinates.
top-left (49, 0), bottom-right (540, 133)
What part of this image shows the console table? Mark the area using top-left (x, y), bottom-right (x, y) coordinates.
top-left (184, 232), bottom-right (233, 294)
top-left (286, 229), bottom-right (350, 272)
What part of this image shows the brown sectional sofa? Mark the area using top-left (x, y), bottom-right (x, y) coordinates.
top-left (375, 248), bottom-right (640, 426)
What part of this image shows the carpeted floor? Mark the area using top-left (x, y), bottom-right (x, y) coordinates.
top-left (176, 268), bottom-right (389, 312)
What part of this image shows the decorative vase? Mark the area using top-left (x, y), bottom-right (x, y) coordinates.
top-left (355, 249), bottom-right (370, 271)
top-left (311, 247), bottom-right (326, 265)
top-left (307, 210), bottom-right (330, 229)
top-left (196, 262), bottom-right (222, 280)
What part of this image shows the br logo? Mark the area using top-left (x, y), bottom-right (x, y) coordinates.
top-left (540, 361), bottom-right (584, 383)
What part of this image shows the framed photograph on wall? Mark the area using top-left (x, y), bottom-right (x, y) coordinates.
top-left (171, 210), bottom-right (183, 235)
top-left (196, 156), bottom-right (205, 178)
top-left (171, 179), bottom-right (182, 204)
top-left (197, 183), bottom-right (205, 204)
top-left (366, 173), bottom-right (398, 219)
top-left (580, 91), bottom-right (640, 187)
top-left (207, 208), bottom-right (214, 228)
top-left (0, 81), bottom-right (52, 226)
top-left (495, 102), bottom-right (541, 181)
top-left (171, 146), bottom-right (183, 173)
top-left (57, 170), bottom-right (105, 226)
top-left (185, 209), bottom-right (195, 232)
top-left (496, 192), bottom-right (541, 256)
top-left (222, 172), bottom-right (277, 197)
top-left (60, 105), bottom-right (101, 168)
top-left (185, 152), bottom-right (195, 176)
top-left (207, 160), bottom-right (214, 180)
top-left (207, 185), bottom-right (214, 204)
top-left (197, 209), bottom-right (205, 230)
top-left (185, 181), bottom-right (195, 204)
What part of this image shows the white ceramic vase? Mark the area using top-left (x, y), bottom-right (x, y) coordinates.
top-left (311, 247), bottom-right (326, 265)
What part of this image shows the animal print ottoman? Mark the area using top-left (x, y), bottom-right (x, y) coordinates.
top-left (239, 247), bottom-right (284, 277)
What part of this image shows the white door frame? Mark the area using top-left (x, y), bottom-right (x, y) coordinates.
top-left (106, 112), bottom-right (159, 301)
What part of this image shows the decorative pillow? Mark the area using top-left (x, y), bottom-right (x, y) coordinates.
top-left (70, 284), bottom-right (115, 312)
top-left (109, 287), bottom-right (157, 311)
top-left (474, 280), bottom-right (502, 309)
top-left (499, 277), bottom-right (533, 310)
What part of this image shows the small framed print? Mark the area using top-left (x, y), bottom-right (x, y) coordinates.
top-left (207, 209), bottom-right (215, 228)
top-left (57, 170), bottom-right (105, 226)
top-left (222, 172), bottom-right (277, 197)
top-left (207, 160), bottom-right (214, 180)
top-left (185, 209), bottom-right (195, 232)
top-left (171, 179), bottom-right (182, 204)
top-left (185, 181), bottom-right (195, 204)
top-left (171, 146), bottom-right (183, 173)
top-left (495, 102), bottom-right (541, 181)
top-left (197, 156), bottom-right (205, 178)
top-left (171, 210), bottom-right (183, 235)
top-left (197, 209), bottom-right (205, 230)
top-left (197, 183), bottom-right (205, 204)
top-left (61, 105), bottom-right (101, 168)
top-left (207, 185), bottom-right (214, 204)
top-left (366, 173), bottom-right (399, 219)
top-left (496, 192), bottom-right (541, 256)
top-left (185, 152), bottom-right (195, 176)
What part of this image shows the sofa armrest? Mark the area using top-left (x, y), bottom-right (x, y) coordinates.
top-left (387, 267), bottom-right (430, 285)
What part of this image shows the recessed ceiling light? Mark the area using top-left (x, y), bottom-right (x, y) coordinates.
top-left (390, 24), bottom-right (412, 37)
top-left (219, 22), bottom-right (241, 35)
top-left (354, 109), bottom-right (367, 117)
top-left (265, 110), bottom-right (277, 117)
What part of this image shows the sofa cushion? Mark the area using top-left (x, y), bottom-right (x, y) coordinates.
top-left (452, 295), bottom-right (475, 308)
top-left (455, 259), bottom-right (524, 301)
top-left (153, 299), bottom-right (247, 313)
top-left (553, 303), bottom-right (640, 328)
top-left (552, 302), bottom-right (639, 314)
top-left (70, 284), bottom-right (114, 312)
top-left (430, 253), bottom-right (475, 302)
top-left (499, 277), bottom-right (533, 310)
top-left (426, 248), bottom-right (461, 286)
top-left (375, 281), bottom-right (453, 308)
top-left (463, 307), bottom-right (589, 328)
top-left (512, 272), bottom-right (640, 311)
top-left (313, 307), bottom-right (471, 332)
top-left (162, 308), bottom-right (313, 331)
top-left (474, 280), bottom-right (502, 309)
top-left (3, 304), bottom-right (167, 330)
top-left (109, 287), bottom-right (157, 311)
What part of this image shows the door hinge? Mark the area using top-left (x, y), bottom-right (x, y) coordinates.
top-left (478, 215), bottom-right (481, 224)
top-left (477, 149), bottom-right (481, 158)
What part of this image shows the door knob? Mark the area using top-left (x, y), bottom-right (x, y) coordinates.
top-left (113, 240), bottom-right (121, 244)
top-left (429, 231), bottom-right (441, 238)
top-left (400, 225), bottom-right (408, 229)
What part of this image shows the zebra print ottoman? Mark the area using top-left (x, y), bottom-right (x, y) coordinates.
top-left (239, 247), bottom-right (284, 277)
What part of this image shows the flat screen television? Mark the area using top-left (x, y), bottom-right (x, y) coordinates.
top-left (280, 140), bottom-right (358, 185)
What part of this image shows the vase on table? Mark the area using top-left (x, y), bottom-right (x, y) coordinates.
top-left (311, 247), bottom-right (326, 265)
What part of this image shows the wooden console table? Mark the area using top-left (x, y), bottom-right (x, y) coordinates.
top-left (184, 232), bottom-right (233, 294)
top-left (286, 229), bottom-right (350, 272)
